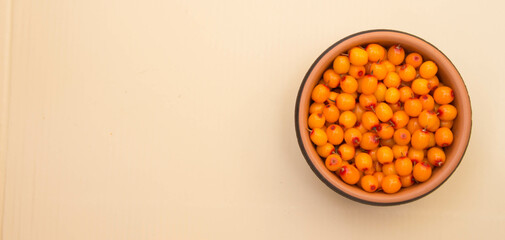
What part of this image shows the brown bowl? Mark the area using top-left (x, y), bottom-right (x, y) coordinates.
top-left (295, 30), bottom-right (472, 206)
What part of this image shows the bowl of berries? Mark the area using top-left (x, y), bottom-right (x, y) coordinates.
top-left (295, 29), bottom-right (471, 205)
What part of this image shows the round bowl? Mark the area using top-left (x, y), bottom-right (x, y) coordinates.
top-left (295, 29), bottom-right (472, 206)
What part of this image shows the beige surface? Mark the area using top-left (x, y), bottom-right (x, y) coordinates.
top-left (1, 0), bottom-right (505, 239)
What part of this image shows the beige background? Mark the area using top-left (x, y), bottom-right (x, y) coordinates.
top-left (1, 0), bottom-right (505, 239)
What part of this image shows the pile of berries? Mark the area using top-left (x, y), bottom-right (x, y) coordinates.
top-left (308, 43), bottom-right (457, 194)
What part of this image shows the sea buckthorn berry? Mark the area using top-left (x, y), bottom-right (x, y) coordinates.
top-left (323, 69), bottom-right (341, 88)
top-left (392, 145), bottom-right (409, 159)
top-left (389, 102), bottom-right (403, 112)
top-left (419, 61), bottom-right (438, 79)
top-left (382, 163), bottom-right (397, 176)
top-left (384, 72), bottom-right (401, 88)
top-left (340, 75), bottom-right (358, 93)
top-left (419, 94), bottom-right (435, 111)
top-left (326, 124), bottom-right (344, 145)
top-left (411, 78), bottom-right (431, 95)
top-left (349, 47), bottom-right (368, 66)
top-left (385, 87), bottom-right (401, 104)
top-left (348, 65), bottom-right (366, 79)
top-left (399, 86), bottom-right (415, 103)
top-left (387, 45), bottom-right (405, 65)
top-left (377, 123), bottom-right (395, 139)
top-left (427, 76), bottom-right (439, 90)
top-left (323, 104), bottom-right (340, 123)
top-left (354, 103), bottom-right (366, 121)
top-left (311, 84), bottom-right (330, 103)
top-left (360, 132), bottom-right (380, 150)
top-left (333, 55), bottom-right (351, 74)
top-left (336, 93), bottom-right (356, 111)
top-left (374, 83), bottom-right (387, 102)
top-left (370, 62), bottom-right (388, 80)
top-left (368, 148), bottom-right (378, 161)
top-left (374, 161), bottom-right (382, 172)
top-left (437, 104), bottom-right (458, 121)
top-left (394, 128), bottom-right (411, 146)
top-left (407, 118), bottom-right (421, 134)
top-left (377, 146), bottom-right (394, 164)
top-left (350, 92), bottom-right (358, 99)
top-left (355, 152), bottom-right (373, 172)
top-left (413, 162), bottom-right (432, 182)
top-left (398, 64), bottom-right (416, 82)
top-left (361, 175), bottom-right (379, 192)
top-left (382, 60), bottom-right (396, 72)
top-left (361, 111), bottom-right (380, 131)
top-left (408, 148), bottom-right (425, 165)
top-left (338, 143), bottom-right (355, 161)
top-left (411, 129), bottom-right (431, 150)
top-left (375, 102), bottom-right (393, 122)
top-left (308, 113), bottom-right (325, 129)
top-left (360, 75), bottom-right (378, 95)
top-left (317, 143), bottom-right (335, 158)
top-left (310, 128), bottom-right (327, 146)
top-left (404, 98), bottom-right (423, 117)
top-left (390, 111), bottom-right (409, 129)
top-left (401, 174), bottom-right (415, 187)
top-left (355, 121), bottom-right (367, 134)
top-left (325, 154), bottom-right (343, 171)
top-left (427, 147), bottom-right (446, 167)
top-left (310, 102), bottom-right (325, 114)
top-left (359, 94), bottom-right (377, 111)
top-left (418, 110), bottom-right (440, 132)
top-left (440, 120), bottom-right (453, 129)
top-left (435, 127), bottom-right (453, 147)
top-left (382, 174), bottom-right (402, 193)
top-left (339, 165), bottom-right (361, 185)
top-left (428, 132), bottom-right (436, 148)
top-left (395, 157), bottom-right (413, 176)
top-left (433, 86), bottom-right (454, 104)
top-left (373, 172), bottom-right (385, 189)
top-left (405, 52), bottom-right (423, 68)
top-left (339, 111), bottom-right (357, 129)
top-left (381, 138), bottom-right (395, 147)
top-left (364, 166), bottom-right (375, 176)
top-left (327, 91), bottom-right (338, 105)
top-left (344, 128), bottom-right (362, 147)
top-left (366, 43), bottom-right (386, 62)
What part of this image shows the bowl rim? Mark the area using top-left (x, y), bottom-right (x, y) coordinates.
top-left (294, 29), bottom-right (472, 206)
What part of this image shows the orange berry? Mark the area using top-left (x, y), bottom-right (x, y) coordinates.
top-left (411, 129), bottom-right (431, 150)
top-left (393, 128), bottom-right (411, 146)
top-left (377, 123), bottom-right (395, 139)
top-left (385, 87), bottom-right (401, 104)
top-left (384, 72), bottom-right (401, 88)
top-left (361, 111), bottom-right (380, 131)
top-left (407, 148), bottom-right (425, 165)
top-left (398, 64), bottom-right (416, 82)
top-left (348, 65), bottom-right (366, 79)
top-left (370, 62), bottom-right (388, 80)
top-left (405, 52), bottom-right (423, 68)
top-left (364, 165), bottom-right (376, 176)
top-left (366, 43), bottom-right (386, 62)
top-left (310, 102), bottom-right (325, 114)
top-left (317, 143), bottom-right (335, 158)
top-left (390, 110), bottom-right (409, 129)
top-left (373, 172), bottom-right (384, 188)
top-left (344, 128), bottom-right (362, 147)
top-left (377, 146), bottom-right (394, 164)
top-left (419, 94), bottom-right (435, 111)
top-left (339, 165), bottom-right (360, 185)
top-left (382, 174), bottom-right (401, 193)
top-left (340, 75), bottom-right (358, 93)
top-left (339, 111), bottom-right (357, 129)
top-left (382, 60), bottom-right (396, 72)
top-left (382, 163), bottom-right (397, 176)
top-left (435, 127), bottom-right (453, 147)
top-left (407, 118), bottom-right (421, 134)
top-left (381, 138), bottom-right (395, 147)
top-left (326, 124), bottom-right (344, 145)
top-left (389, 102), bottom-right (403, 112)
top-left (418, 110), bottom-right (440, 132)
top-left (359, 94), bottom-right (377, 111)
top-left (327, 91), bottom-right (338, 105)
top-left (368, 148), bottom-right (378, 161)
top-left (308, 112), bottom-right (325, 129)
top-left (359, 75), bottom-right (378, 95)
top-left (310, 128), bottom-right (327, 146)
top-left (400, 174), bottom-right (415, 187)
top-left (374, 83), bottom-right (387, 102)
top-left (336, 93), bottom-right (356, 111)
top-left (323, 69), bottom-right (341, 88)
top-left (325, 154), bottom-right (343, 171)
top-left (349, 47), bottom-right (368, 66)
top-left (337, 143), bottom-right (355, 161)
top-left (437, 104), bottom-right (458, 121)
top-left (395, 157), bottom-right (413, 176)
top-left (311, 84), bottom-right (330, 103)
top-left (355, 152), bottom-right (373, 172)
top-left (404, 98), bottom-right (423, 117)
top-left (413, 162), bottom-right (432, 182)
top-left (375, 102), bottom-right (393, 122)
top-left (428, 132), bottom-right (436, 148)
top-left (361, 175), bottom-right (379, 192)
top-left (440, 120), bottom-right (453, 129)
top-left (427, 76), bottom-right (439, 90)
top-left (419, 61), bottom-right (438, 79)
top-left (360, 132), bottom-right (380, 150)
top-left (433, 86), bottom-right (454, 105)
top-left (392, 145), bottom-right (409, 159)
top-left (387, 44), bottom-right (405, 65)
top-left (399, 86), bottom-right (415, 103)
top-left (354, 103), bottom-right (366, 122)
top-left (333, 55), bottom-right (351, 74)
top-left (350, 91), bottom-right (358, 99)
top-left (427, 147), bottom-right (446, 167)
top-left (411, 78), bottom-right (431, 95)
top-left (323, 104), bottom-right (340, 123)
